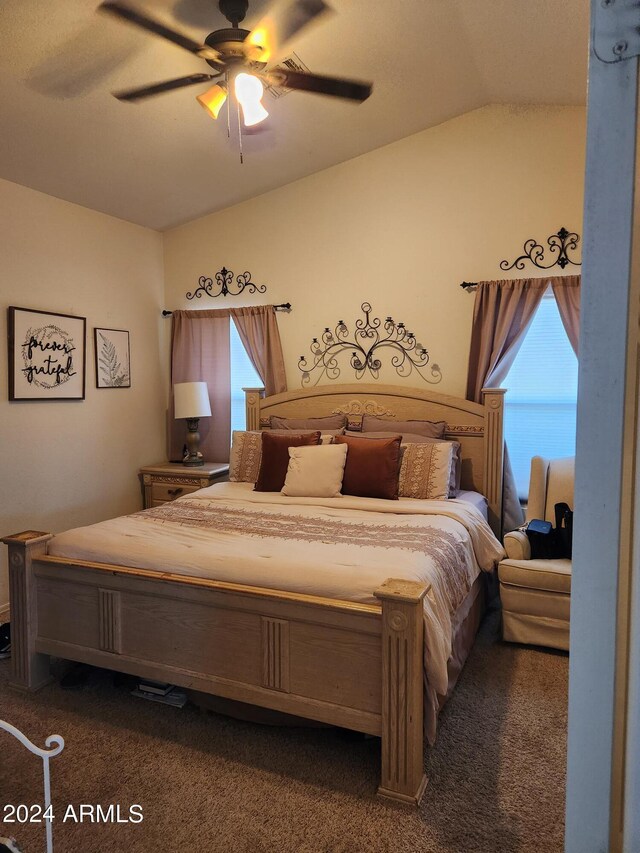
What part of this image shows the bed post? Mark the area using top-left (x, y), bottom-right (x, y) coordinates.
top-left (244, 387), bottom-right (266, 431)
top-left (374, 578), bottom-right (429, 806)
top-left (1, 531), bottom-right (53, 691)
top-left (481, 387), bottom-right (506, 537)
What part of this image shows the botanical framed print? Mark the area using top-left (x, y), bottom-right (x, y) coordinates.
top-left (8, 306), bottom-right (86, 401)
top-left (94, 328), bottom-right (131, 388)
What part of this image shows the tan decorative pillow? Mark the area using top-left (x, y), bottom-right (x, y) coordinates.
top-left (269, 414), bottom-right (347, 430)
top-left (229, 431), bottom-right (263, 483)
top-left (362, 415), bottom-right (446, 439)
top-left (399, 442), bottom-right (456, 500)
top-left (281, 444), bottom-right (348, 498)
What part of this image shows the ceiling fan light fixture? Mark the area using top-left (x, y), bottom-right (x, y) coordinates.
top-left (196, 82), bottom-right (228, 119)
top-left (102, 0), bottom-right (373, 156)
top-left (245, 27), bottom-right (271, 63)
top-left (234, 72), bottom-right (269, 126)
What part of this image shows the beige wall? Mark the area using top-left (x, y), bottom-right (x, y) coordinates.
top-left (0, 178), bottom-right (166, 610)
top-left (164, 105), bottom-right (586, 395)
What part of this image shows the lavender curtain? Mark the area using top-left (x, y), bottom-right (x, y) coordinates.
top-left (230, 305), bottom-right (287, 395)
top-left (466, 278), bottom-right (548, 400)
top-left (550, 274), bottom-right (581, 355)
top-left (168, 309), bottom-right (231, 463)
top-left (466, 279), bottom-right (549, 532)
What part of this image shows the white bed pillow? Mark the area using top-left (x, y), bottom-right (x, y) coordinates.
top-left (398, 441), bottom-right (456, 500)
top-left (281, 444), bottom-right (348, 498)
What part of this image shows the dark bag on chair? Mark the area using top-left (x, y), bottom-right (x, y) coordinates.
top-left (554, 502), bottom-right (573, 558)
top-left (526, 519), bottom-right (562, 559)
top-left (525, 503), bottom-right (573, 559)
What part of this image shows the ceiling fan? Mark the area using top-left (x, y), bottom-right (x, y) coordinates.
top-left (98, 0), bottom-right (373, 141)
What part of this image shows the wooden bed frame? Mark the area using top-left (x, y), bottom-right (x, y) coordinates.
top-left (2, 384), bottom-right (504, 806)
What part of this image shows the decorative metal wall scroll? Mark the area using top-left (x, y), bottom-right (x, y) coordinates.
top-left (460, 226), bottom-right (582, 289)
top-left (298, 302), bottom-right (442, 387)
top-left (186, 267), bottom-right (267, 300)
top-left (499, 227), bottom-right (581, 272)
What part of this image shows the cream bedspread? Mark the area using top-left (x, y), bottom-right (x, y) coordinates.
top-left (49, 482), bottom-right (504, 737)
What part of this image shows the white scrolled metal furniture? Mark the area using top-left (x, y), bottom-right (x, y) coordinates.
top-left (0, 719), bottom-right (64, 853)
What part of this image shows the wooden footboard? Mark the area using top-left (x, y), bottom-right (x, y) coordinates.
top-left (2, 531), bottom-right (429, 806)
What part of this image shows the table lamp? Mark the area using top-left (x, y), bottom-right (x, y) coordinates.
top-left (174, 381), bottom-right (212, 467)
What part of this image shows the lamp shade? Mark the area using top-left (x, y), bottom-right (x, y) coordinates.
top-left (234, 73), bottom-right (269, 127)
top-left (196, 83), bottom-right (228, 120)
top-left (174, 381), bottom-right (212, 419)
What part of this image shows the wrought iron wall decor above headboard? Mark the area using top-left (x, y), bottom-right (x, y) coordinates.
top-left (186, 266), bottom-right (267, 300)
top-left (298, 302), bottom-right (442, 387)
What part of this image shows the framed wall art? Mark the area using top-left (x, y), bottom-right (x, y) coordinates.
top-left (94, 328), bottom-right (131, 388)
top-left (8, 306), bottom-right (86, 401)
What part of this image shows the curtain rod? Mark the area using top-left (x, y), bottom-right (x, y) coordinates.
top-left (162, 303), bottom-right (292, 316)
top-left (460, 275), bottom-right (580, 290)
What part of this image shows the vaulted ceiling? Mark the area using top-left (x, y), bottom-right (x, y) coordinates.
top-left (0, 0), bottom-right (589, 230)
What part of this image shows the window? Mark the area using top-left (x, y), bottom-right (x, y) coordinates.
top-left (503, 288), bottom-right (578, 499)
top-left (230, 320), bottom-right (261, 433)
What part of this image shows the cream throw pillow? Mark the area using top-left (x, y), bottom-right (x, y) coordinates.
top-left (398, 442), bottom-right (456, 500)
top-left (281, 444), bottom-right (348, 498)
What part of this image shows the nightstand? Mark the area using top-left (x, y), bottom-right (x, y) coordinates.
top-left (139, 462), bottom-right (229, 509)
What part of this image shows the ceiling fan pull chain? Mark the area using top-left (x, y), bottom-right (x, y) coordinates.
top-left (237, 98), bottom-right (244, 164)
top-left (226, 72), bottom-right (231, 139)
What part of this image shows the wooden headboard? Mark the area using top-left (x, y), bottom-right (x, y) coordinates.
top-left (244, 383), bottom-right (505, 535)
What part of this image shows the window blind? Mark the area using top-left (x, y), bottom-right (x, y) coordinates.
top-left (503, 289), bottom-right (578, 499)
top-left (230, 320), bottom-right (261, 434)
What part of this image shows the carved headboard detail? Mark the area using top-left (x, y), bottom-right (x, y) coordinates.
top-left (330, 400), bottom-right (395, 417)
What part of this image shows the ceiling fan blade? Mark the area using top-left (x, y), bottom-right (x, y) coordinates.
top-left (113, 72), bottom-right (217, 102)
top-left (98, 1), bottom-right (224, 65)
top-left (266, 68), bottom-right (372, 102)
top-left (26, 19), bottom-right (141, 99)
top-left (244, 0), bottom-right (331, 64)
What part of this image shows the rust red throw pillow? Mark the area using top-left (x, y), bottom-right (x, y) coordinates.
top-left (334, 434), bottom-right (402, 500)
top-left (254, 431), bottom-right (321, 492)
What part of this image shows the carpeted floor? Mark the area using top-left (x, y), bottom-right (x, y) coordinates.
top-left (0, 612), bottom-right (568, 853)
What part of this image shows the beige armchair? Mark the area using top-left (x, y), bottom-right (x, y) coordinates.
top-left (498, 456), bottom-right (574, 651)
